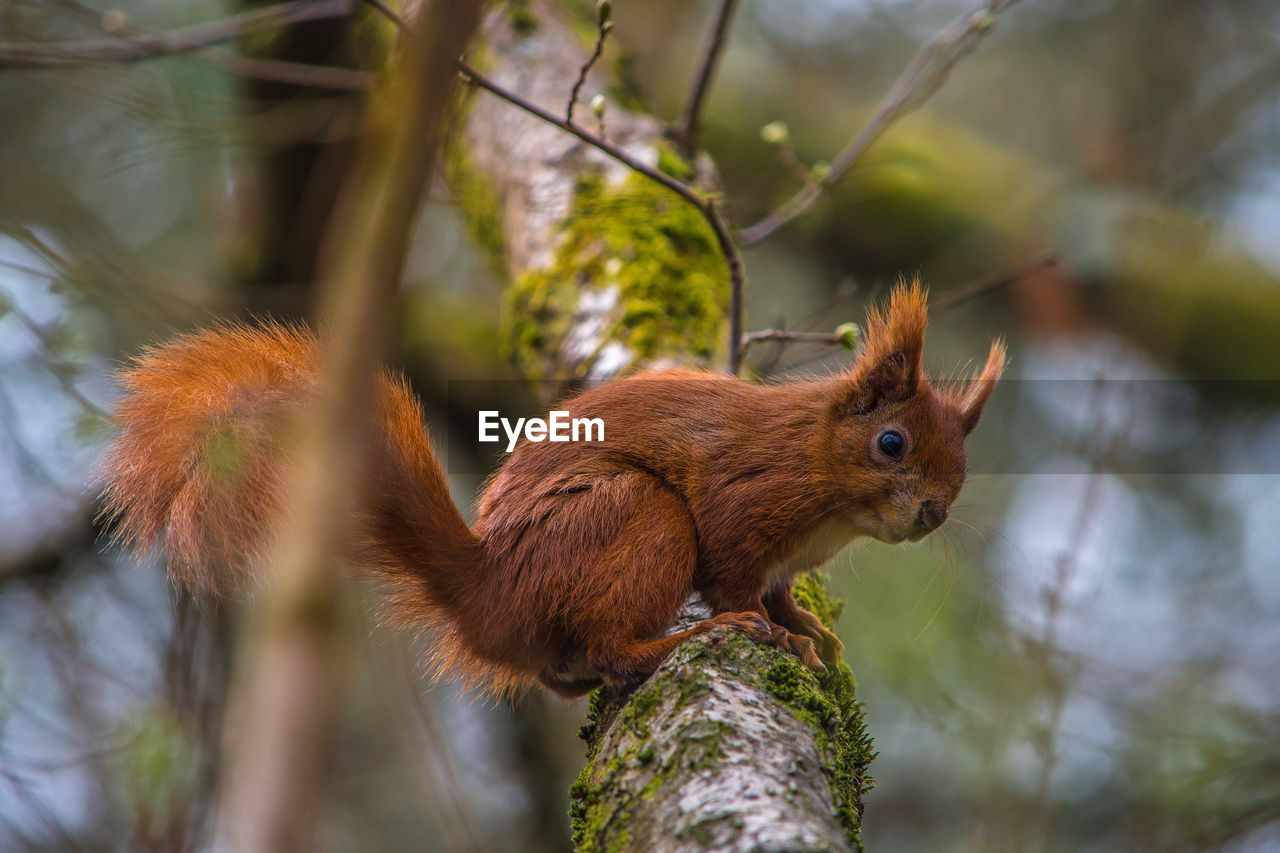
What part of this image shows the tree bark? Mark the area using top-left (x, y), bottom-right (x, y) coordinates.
top-left (453, 2), bottom-right (729, 386)
top-left (570, 576), bottom-right (873, 851)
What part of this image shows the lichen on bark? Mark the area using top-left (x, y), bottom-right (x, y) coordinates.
top-left (571, 573), bottom-right (875, 852)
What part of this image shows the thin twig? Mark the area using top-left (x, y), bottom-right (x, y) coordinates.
top-left (456, 60), bottom-right (747, 374)
top-left (932, 252), bottom-right (1058, 311)
top-left (674, 0), bottom-right (739, 156)
top-left (2, 301), bottom-right (110, 420)
top-left (566, 9), bottom-right (612, 125)
top-left (51, 0), bottom-right (373, 90)
top-left (739, 0), bottom-right (1022, 245)
top-left (0, 0), bottom-right (354, 68)
top-left (767, 252), bottom-right (1051, 376)
top-left (457, 62), bottom-right (696, 205)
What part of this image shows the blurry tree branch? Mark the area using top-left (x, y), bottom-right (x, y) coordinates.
top-left (0, 0), bottom-right (355, 69)
top-left (766, 252), bottom-right (1056, 376)
top-left (739, 0), bottom-right (1024, 246)
top-left (0, 509), bottom-right (97, 585)
top-left (932, 252), bottom-right (1058, 311)
top-left (49, 0), bottom-right (374, 90)
top-left (210, 2), bottom-right (481, 851)
top-left (573, 586), bottom-right (872, 851)
top-left (674, 0), bottom-right (739, 157)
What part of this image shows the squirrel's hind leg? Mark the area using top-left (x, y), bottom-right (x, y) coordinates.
top-left (564, 474), bottom-right (773, 686)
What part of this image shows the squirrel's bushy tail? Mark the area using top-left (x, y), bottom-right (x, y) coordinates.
top-left (100, 323), bottom-right (525, 693)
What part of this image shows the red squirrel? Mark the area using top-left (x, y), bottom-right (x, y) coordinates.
top-left (100, 283), bottom-right (1003, 698)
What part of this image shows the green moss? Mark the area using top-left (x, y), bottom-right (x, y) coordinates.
top-left (570, 573), bottom-right (875, 850)
top-left (762, 655), bottom-right (874, 848)
top-left (505, 171), bottom-right (728, 379)
top-left (570, 651), bottom-right (729, 850)
top-left (793, 571), bottom-right (846, 638)
top-left (656, 142), bottom-right (696, 182)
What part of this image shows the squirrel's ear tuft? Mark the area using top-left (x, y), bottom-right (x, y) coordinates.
top-left (838, 278), bottom-right (928, 415)
top-left (955, 338), bottom-right (1006, 434)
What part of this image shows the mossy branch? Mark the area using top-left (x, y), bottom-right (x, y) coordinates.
top-left (572, 574), bottom-right (874, 852)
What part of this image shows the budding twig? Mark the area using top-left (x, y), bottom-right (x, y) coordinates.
top-left (566, 1), bottom-right (613, 126)
top-left (739, 0), bottom-right (1023, 246)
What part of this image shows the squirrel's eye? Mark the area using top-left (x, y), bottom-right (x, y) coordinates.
top-left (877, 430), bottom-right (905, 461)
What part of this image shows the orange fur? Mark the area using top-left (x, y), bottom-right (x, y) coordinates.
top-left (100, 282), bottom-right (1004, 697)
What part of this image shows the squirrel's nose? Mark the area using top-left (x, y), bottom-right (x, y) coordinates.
top-left (918, 500), bottom-right (948, 532)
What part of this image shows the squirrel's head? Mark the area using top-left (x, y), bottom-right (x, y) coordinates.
top-left (822, 280), bottom-right (1005, 544)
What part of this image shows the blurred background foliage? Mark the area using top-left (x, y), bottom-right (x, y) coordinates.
top-left (1, 0), bottom-right (1279, 850)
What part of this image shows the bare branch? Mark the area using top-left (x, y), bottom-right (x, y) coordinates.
top-left (50, 0), bottom-right (373, 90)
top-left (767, 252), bottom-right (1055, 376)
top-left (0, 0), bottom-right (354, 69)
top-left (2, 299), bottom-right (109, 419)
top-left (739, 0), bottom-right (1023, 246)
top-left (674, 0), bottom-right (739, 156)
top-left (932, 252), bottom-right (1058, 310)
top-left (456, 62), bottom-right (694, 206)
top-left (565, 3), bottom-right (613, 125)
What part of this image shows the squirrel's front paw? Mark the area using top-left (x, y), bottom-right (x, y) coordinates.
top-left (783, 633), bottom-right (825, 672)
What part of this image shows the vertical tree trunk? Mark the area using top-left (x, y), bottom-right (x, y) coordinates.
top-left (453, 2), bottom-right (729, 385)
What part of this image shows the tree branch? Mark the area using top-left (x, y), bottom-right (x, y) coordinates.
top-left (0, 0), bottom-right (354, 69)
top-left (455, 59), bottom-right (748, 375)
top-left (573, 580), bottom-right (873, 850)
top-left (456, 61), bottom-right (698, 209)
top-left (363, 1), bottom-right (753, 376)
top-left (674, 0), bottom-right (739, 156)
top-left (932, 252), bottom-right (1058, 311)
top-left (50, 0), bottom-right (373, 91)
top-left (738, 0), bottom-right (1023, 246)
